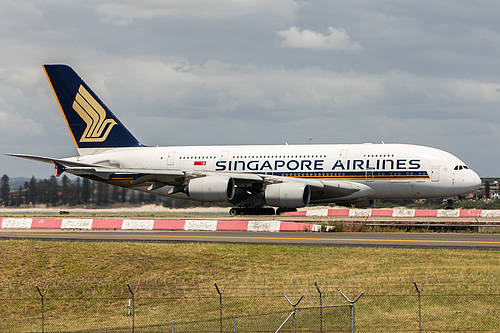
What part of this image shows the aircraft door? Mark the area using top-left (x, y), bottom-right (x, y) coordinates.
top-left (431, 166), bottom-right (440, 182)
top-left (166, 151), bottom-right (176, 166)
top-left (339, 149), bottom-right (348, 165)
top-left (219, 151), bottom-right (229, 172)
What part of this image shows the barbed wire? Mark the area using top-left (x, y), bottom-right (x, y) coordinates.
top-left (0, 273), bottom-right (498, 299)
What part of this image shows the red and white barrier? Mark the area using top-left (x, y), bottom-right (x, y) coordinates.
top-left (0, 217), bottom-right (323, 232)
top-left (285, 208), bottom-right (496, 218)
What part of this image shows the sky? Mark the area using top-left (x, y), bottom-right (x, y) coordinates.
top-left (1, 0), bottom-right (500, 179)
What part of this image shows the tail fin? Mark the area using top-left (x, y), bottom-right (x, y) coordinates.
top-left (43, 64), bottom-right (143, 152)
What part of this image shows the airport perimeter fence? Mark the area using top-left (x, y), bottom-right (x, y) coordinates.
top-left (0, 274), bottom-right (499, 332)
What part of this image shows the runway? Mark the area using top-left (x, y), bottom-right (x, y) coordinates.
top-left (0, 229), bottom-right (499, 250)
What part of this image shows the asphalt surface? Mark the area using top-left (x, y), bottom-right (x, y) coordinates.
top-left (0, 230), bottom-right (499, 250)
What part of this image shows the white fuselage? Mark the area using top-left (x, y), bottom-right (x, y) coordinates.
top-left (71, 143), bottom-right (481, 201)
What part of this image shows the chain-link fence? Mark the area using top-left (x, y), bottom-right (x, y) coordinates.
top-left (1, 274), bottom-right (498, 332)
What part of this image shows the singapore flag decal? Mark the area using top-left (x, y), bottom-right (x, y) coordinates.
top-left (194, 161), bottom-right (206, 166)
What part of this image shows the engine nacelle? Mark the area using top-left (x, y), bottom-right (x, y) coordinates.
top-left (187, 176), bottom-right (235, 202)
top-left (264, 183), bottom-right (311, 208)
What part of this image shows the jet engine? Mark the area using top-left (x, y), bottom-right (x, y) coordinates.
top-left (264, 183), bottom-right (311, 208)
top-left (187, 176), bottom-right (235, 202)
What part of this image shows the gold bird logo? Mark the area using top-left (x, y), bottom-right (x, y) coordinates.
top-left (72, 85), bottom-right (117, 142)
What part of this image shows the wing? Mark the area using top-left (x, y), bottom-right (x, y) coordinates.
top-left (7, 153), bottom-right (375, 207)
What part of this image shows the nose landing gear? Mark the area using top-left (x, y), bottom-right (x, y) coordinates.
top-left (445, 198), bottom-right (455, 210)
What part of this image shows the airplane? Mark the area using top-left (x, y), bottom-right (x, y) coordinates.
top-left (8, 64), bottom-right (482, 215)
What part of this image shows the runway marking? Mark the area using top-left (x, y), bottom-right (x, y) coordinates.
top-left (0, 232), bottom-right (499, 246)
top-left (155, 235), bottom-right (500, 245)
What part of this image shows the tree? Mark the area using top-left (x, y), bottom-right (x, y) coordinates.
top-left (137, 191), bottom-right (145, 204)
top-left (111, 186), bottom-right (120, 203)
top-left (96, 182), bottom-right (103, 206)
top-left (13, 186), bottom-right (24, 206)
top-left (61, 175), bottom-right (70, 205)
top-left (129, 191), bottom-right (137, 204)
top-left (121, 188), bottom-right (127, 203)
top-left (82, 178), bottom-right (91, 204)
top-left (102, 183), bottom-right (109, 205)
top-left (47, 175), bottom-right (59, 206)
top-left (1, 174), bottom-right (10, 206)
top-left (27, 176), bottom-right (37, 205)
top-left (485, 181), bottom-right (491, 199)
top-left (75, 178), bottom-right (81, 205)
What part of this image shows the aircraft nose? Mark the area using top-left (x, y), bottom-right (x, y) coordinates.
top-left (468, 170), bottom-right (482, 192)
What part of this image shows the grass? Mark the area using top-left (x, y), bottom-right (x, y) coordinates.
top-left (1, 240), bottom-right (499, 281)
top-left (0, 240), bottom-right (498, 331)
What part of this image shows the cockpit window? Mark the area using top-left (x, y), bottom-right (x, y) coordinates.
top-left (454, 165), bottom-right (469, 170)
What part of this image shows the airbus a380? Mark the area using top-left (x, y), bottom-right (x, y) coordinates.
top-left (8, 65), bottom-right (481, 215)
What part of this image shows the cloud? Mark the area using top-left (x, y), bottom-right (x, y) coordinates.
top-left (276, 26), bottom-right (363, 51)
top-left (96, 0), bottom-right (300, 26)
top-left (0, 110), bottom-right (44, 138)
top-left (2, 0), bottom-right (500, 177)
top-left (91, 58), bottom-right (498, 130)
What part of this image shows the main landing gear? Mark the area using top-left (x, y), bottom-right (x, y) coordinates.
top-left (228, 206), bottom-right (298, 216)
top-left (229, 206), bottom-right (276, 216)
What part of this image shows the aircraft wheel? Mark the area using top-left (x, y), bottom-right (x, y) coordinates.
top-left (259, 207), bottom-right (276, 215)
top-left (276, 207), bottom-right (297, 215)
top-left (229, 208), bottom-right (239, 216)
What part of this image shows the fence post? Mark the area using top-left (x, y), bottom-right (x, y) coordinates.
top-left (340, 291), bottom-right (364, 333)
top-left (285, 294), bottom-right (304, 333)
top-left (413, 281), bottom-right (425, 333)
top-left (314, 282), bottom-right (324, 333)
top-left (214, 282), bottom-right (227, 333)
top-left (36, 285), bottom-right (47, 333)
top-left (127, 283), bottom-right (139, 333)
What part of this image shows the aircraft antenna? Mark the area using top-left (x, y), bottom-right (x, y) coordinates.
top-left (306, 138), bottom-right (312, 145)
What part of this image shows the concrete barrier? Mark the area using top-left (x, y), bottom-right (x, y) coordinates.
top-left (0, 217), bottom-right (322, 232)
top-left (459, 210), bottom-right (481, 217)
top-left (61, 218), bottom-right (93, 230)
top-left (247, 220), bottom-right (281, 232)
top-left (436, 210), bottom-right (460, 218)
top-left (349, 209), bottom-right (371, 218)
top-left (32, 218), bottom-right (63, 229)
top-left (481, 210), bottom-right (500, 218)
top-left (122, 219), bottom-right (155, 230)
top-left (153, 220), bottom-right (186, 230)
top-left (306, 209), bottom-right (329, 217)
top-left (285, 208), bottom-right (499, 219)
top-left (370, 209), bottom-right (393, 217)
top-left (184, 220), bottom-right (218, 231)
top-left (392, 209), bottom-right (415, 218)
top-left (91, 218), bottom-right (123, 230)
top-left (1, 218), bottom-right (33, 229)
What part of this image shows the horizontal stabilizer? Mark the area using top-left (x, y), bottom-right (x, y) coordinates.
top-left (6, 153), bottom-right (101, 168)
